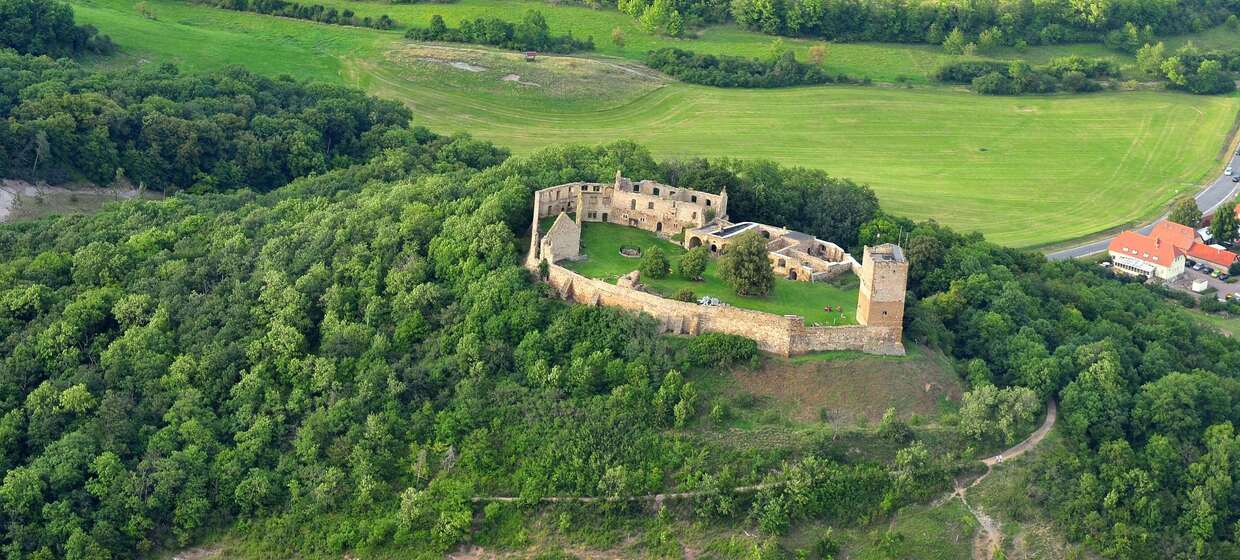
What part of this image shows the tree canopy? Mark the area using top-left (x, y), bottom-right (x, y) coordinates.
top-left (0, 0), bottom-right (113, 57)
top-left (718, 231), bottom-right (775, 296)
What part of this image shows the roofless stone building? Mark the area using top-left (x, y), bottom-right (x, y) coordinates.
top-left (526, 173), bottom-right (908, 356)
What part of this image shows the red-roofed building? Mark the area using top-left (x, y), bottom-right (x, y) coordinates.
top-left (1188, 243), bottom-right (1239, 271)
top-left (1107, 218), bottom-right (1239, 279)
top-left (1108, 229), bottom-right (1186, 279)
top-left (1149, 221), bottom-right (1196, 252)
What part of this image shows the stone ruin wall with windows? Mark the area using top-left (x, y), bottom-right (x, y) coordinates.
top-left (525, 174), bottom-right (908, 356)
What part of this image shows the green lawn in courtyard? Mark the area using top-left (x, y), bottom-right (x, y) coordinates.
top-left (561, 222), bottom-right (858, 324)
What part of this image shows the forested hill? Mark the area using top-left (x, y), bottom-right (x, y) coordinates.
top-left (2, 45), bottom-right (1240, 560)
top-left (0, 49), bottom-right (477, 193)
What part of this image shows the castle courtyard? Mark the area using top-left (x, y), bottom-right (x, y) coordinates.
top-left (561, 221), bottom-right (860, 324)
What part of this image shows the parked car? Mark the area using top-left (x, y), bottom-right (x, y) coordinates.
top-left (1228, 166), bottom-right (1234, 175)
top-left (1221, 273), bottom-right (1230, 281)
top-left (1187, 259), bottom-right (1197, 267)
top-left (1212, 270), bottom-right (1220, 278)
top-left (1233, 176), bottom-right (1239, 183)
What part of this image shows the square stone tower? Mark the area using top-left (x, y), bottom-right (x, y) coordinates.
top-left (856, 244), bottom-right (908, 328)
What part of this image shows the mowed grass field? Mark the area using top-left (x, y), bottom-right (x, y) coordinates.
top-left (71, 0), bottom-right (1240, 247)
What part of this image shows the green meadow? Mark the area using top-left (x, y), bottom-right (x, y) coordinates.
top-left (71, 0), bottom-right (1240, 247)
top-left (561, 221), bottom-right (860, 321)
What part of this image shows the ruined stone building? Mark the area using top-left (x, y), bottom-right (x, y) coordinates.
top-left (525, 173), bottom-right (910, 356)
top-left (685, 221), bottom-right (856, 282)
top-left (532, 171), bottom-right (726, 236)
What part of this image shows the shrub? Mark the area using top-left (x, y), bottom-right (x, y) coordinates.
top-left (686, 332), bottom-right (759, 368)
top-left (935, 56), bottom-right (1114, 95)
top-left (877, 407), bottom-right (914, 443)
top-left (677, 246), bottom-right (708, 280)
top-left (191, 0), bottom-right (396, 30)
top-left (673, 287), bottom-right (696, 302)
top-left (972, 72), bottom-right (1014, 95)
top-left (640, 246), bottom-right (670, 279)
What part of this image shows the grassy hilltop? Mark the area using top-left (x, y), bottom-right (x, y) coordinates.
top-left (72, 0), bottom-right (1240, 247)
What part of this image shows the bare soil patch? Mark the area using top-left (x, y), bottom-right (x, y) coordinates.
top-left (0, 179), bottom-right (159, 224)
top-left (733, 349), bottom-right (962, 424)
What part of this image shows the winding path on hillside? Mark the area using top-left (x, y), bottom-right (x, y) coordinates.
top-left (948, 400), bottom-right (1058, 560)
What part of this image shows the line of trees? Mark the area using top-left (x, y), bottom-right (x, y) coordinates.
top-left (645, 47), bottom-right (856, 88)
top-left (567, 0), bottom-right (1240, 49)
top-left (934, 56), bottom-right (1119, 95)
top-left (405, 11), bottom-right (595, 53)
top-left (190, 0), bottom-right (396, 30)
top-left (0, 0), bottom-right (114, 57)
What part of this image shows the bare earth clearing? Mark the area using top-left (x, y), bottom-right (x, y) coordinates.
top-left (0, 179), bottom-right (156, 224)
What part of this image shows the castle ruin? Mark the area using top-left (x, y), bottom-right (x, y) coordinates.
top-left (526, 173), bottom-right (908, 356)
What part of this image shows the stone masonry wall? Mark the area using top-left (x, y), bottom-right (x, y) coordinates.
top-left (531, 261), bottom-right (905, 356)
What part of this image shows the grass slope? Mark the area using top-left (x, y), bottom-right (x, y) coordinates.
top-left (71, 0), bottom-right (1240, 247)
top-left (562, 221), bottom-right (860, 320)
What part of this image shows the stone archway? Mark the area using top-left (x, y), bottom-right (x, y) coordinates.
top-left (710, 243), bottom-right (718, 253)
top-left (789, 270), bottom-right (798, 281)
top-left (688, 236), bottom-right (703, 249)
top-left (656, 222), bottom-right (663, 232)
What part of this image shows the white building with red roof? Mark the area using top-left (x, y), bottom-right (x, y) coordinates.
top-left (1108, 231), bottom-right (1185, 279)
top-left (1108, 220), bottom-right (1239, 279)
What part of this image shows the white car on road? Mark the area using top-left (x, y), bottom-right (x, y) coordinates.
top-left (1228, 166), bottom-right (1234, 176)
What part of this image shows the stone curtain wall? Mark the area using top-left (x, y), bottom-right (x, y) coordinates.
top-left (531, 261), bottom-right (905, 356)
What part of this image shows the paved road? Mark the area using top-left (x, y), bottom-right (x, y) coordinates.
top-left (1046, 154), bottom-right (1240, 261)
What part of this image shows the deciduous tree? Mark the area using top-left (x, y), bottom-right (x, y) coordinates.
top-left (718, 231), bottom-right (774, 296)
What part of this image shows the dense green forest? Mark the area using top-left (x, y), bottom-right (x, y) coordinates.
top-left (0, 50), bottom-right (963, 558)
top-left (0, 49), bottom-right (461, 191)
top-left (2, 2), bottom-right (1240, 558)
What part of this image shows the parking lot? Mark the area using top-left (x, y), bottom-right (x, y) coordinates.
top-left (1170, 264), bottom-right (1240, 301)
